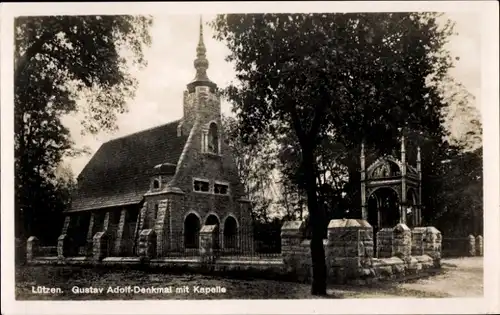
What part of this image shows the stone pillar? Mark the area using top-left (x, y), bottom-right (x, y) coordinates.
top-left (467, 235), bottom-right (476, 256)
top-left (280, 221), bottom-right (310, 282)
top-left (26, 236), bottom-right (39, 262)
top-left (135, 202), bottom-right (148, 237)
top-left (57, 234), bottom-right (72, 259)
top-left (411, 227), bottom-right (426, 256)
top-left (92, 231), bottom-right (108, 261)
top-left (57, 216), bottom-right (73, 259)
top-left (137, 229), bottom-right (156, 260)
top-left (238, 199), bottom-right (254, 254)
top-left (154, 199), bottom-right (170, 257)
top-left (392, 223), bottom-right (411, 261)
top-left (360, 142), bottom-right (367, 221)
top-left (376, 228), bottom-right (393, 258)
top-left (476, 235), bottom-right (483, 256)
top-left (85, 212), bottom-right (96, 256)
top-left (199, 225), bottom-right (218, 265)
top-left (400, 135), bottom-right (407, 225)
top-left (114, 209), bottom-right (127, 256)
top-left (423, 227), bottom-right (442, 266)
top-left (325, 219), bottom-right (373, 283)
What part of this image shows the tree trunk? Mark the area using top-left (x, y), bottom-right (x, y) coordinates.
top-left (303, 150), bottom-right (327, 295)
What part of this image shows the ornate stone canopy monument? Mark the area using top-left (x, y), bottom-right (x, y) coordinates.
top-left (360, 136), bottom-right (422, 232)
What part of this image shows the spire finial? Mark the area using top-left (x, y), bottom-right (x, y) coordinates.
top-left (187, 15), bottom-right (217, 92)
top-left (192, 15), bottom-right (210, 82)
top-left (198, 15), bottom-right (204, 47)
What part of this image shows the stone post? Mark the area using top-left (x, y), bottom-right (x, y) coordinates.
top-left (476, 235), bottom-right (483, 256)
top-left (93, 232), bottom-right (108, 261)
top-left (57, 234), bottom-right (73, 259)
top-left (281, 221), bottom-right (310, 281)
top-left (423, 227), bottom-right (442, 266)
top-left (154, 199), bottom-right (170, 257)
top-left (411, 227), bottom-right (426, 256)
top-left (392, 223), bottom-right (412, 261)
top-left (58, 216), bottom-right (74, 259)
top-left (137, 229), bottom-right (156, 260)
top-left (325, 219), bottom-right (373, 284)
top-left (114, 209), bottom-right (128, 256)
top-left (85, 212), bottom-right (96, 256)
top-left (26, 236), bottom-right (39, 262)
top-left (467, 235), bottom-right (476, 256)
top-left (199, 225), bottom-right (218, 265)
top-left (376, 228), bottom-right (393, 258)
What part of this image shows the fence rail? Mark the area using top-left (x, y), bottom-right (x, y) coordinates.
top-left (441, 236), bottom-right (471, 257)
top-left (159, 229), bottom-right (282, 258)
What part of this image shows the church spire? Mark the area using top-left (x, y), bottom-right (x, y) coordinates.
top-left (187, 15), bottom-right (216, 92)
top-left (193, 16), bottom-right (210, 82)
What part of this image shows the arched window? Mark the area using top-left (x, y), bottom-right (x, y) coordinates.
top-left (152, 178), bottom-right (160, 189)
top-left (208, 122), bottom-right (219, 154)
top-left (223, 216), bottom-right (238, 250)
top-left (184, 213), bottom-right (201, 249)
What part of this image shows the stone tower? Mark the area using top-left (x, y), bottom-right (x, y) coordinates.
top-left (178, 16), bottom-right (222, 155)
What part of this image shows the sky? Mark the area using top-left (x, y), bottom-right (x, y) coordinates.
top-left (61, 12), bottom-right (482, 177)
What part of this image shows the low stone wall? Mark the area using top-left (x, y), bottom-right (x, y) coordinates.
top-left (280, 219), bottom-right (442, 285)
top-left (26, 219), bottom-right (443, 285)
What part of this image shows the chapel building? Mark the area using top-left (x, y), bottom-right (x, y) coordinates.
top-left (60, 18), bottom-right (252, 257)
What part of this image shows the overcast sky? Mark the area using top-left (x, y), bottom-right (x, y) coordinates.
top-left (61, 12), bottom-right (481, 177)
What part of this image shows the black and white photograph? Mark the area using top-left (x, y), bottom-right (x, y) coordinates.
top-left (1, 1), bottom-right (499, 314)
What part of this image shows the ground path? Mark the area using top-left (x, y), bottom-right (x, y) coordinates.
top-left (15, 257), bottom-right (482, 300)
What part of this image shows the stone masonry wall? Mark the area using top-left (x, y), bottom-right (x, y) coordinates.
top-left (153, 198), bottom-right (174, 256)
top-left (376, 228), bottom-right (393, 258)
top-left (168, 86), bottom-right (252, 247)
top-left (281, 221), bottom-right (311, 282)
top-left (58, 216), bottom-right (75, 258)
top-left (411, 227), bottom-right (426, 256)
top-left (137, 229), bottom-right (156, 260)
top-left (325, 219), bottom-right (374, 284)
top-left (392, 223), bottom-right (412, 261)
top-left (114, 209), bottom-right (128, 256)
top-left (199, 224), bottom-right (218, 264)
top-left (281, 220), bottom-right (443, 285)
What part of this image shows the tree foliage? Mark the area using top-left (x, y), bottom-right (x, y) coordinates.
top-left (222, 115), bottom-right (279, 222)
top-left (15, 15), bottom-right (152, 240)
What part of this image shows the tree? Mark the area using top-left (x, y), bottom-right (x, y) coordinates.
top-left (430, 147), bottom-right (483, 236)
top-left (15, 15), bottom-right (152, 240)
top-left (222, 115), bottom-right (278, 222)
top-left (212, 12), bottom-right (456, 295)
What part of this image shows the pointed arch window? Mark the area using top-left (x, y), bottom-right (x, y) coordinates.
top-left (208, 122), bottom-right (219, 154)
top-left (152, 177), bottom-right (161, 190)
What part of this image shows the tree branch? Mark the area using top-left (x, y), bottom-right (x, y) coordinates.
top-left (15, 30), bottom-right (58, 86)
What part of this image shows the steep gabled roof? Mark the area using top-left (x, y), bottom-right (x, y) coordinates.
top-left (68, 120), bottom-right (187, 212)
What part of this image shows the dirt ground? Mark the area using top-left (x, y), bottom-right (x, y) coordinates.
top-left (15, 257), bottom-right (483, 300)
